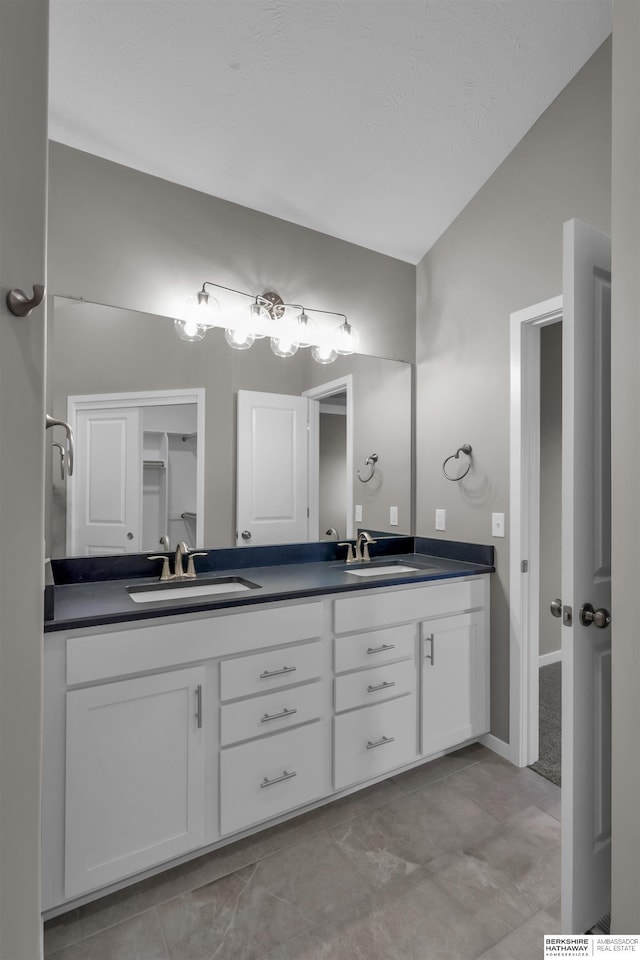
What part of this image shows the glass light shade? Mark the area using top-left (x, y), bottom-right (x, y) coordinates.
top-left (270, 335), bottom-right (299, 358)
top-left (333, 320), bottom-right (360, 355)
top-left (295, 310), bottom-right (317, 348)
top-left (224, 325), bottom-right (255, 350)
top-left (174, 317), bottom-right (207, 342)
top-left (185, 289), bottom-right (221, 328)
top-left (311, 341), bottom-right (337, 364)
top-left (248, 301), bottom-right (272, 339)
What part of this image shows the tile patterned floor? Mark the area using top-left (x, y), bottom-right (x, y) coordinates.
top-left (44, 744), bottom-right (562, 960)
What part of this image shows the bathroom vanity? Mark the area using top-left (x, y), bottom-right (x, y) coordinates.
top-left (41, 538), bottom-right (493, 915)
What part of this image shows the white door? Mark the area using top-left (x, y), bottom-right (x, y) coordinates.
top-left (236, 390), bottom-right (309, 545)
top-left (561, 219), bottom-right (611, 933)
top-left (64, 666), bottom-right (206, 897)
top-left (70, 406), bottom-right (142, 554)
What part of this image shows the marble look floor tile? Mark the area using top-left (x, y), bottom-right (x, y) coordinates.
top-left (46, 909), bottom-right (169, 960)
top-left (476, 904), bottom-right (561, 959)
top-left (447, 754), bottom-right (559, 821)
top-left (463, 805), bottom-right (561, 916)
top-left (536, 788), bottom-right (562, 822)
top-left (391, 742), bottom-right (491, 795)
top-left (234, 831), bottom-right (375, 925)
top-left (157, 870), bottom-right (312, 960)
top-left (266, 868), bottom-right (509, 960)
top-left (329, 778), bottom-right (500, 889)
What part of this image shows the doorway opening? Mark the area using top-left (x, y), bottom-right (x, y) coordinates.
top-left (509, 295), bottom-right (563, 769)
top-left (303, 375), bottom-right (354, 543)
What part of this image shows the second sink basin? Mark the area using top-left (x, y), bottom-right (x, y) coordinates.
top-left (335, 560), bottom-right (430, 577)
top-left (128, 576), bottom-right (261, 603)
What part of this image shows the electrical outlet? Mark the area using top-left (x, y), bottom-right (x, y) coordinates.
top-left (492, 512), bottom-right (505, 537)
top-left (435, 509), bottom-right (446, 531)
top-left (355, 504), bottom-right (363, 522)
top-left (390, 506), bottom-right (399, 526)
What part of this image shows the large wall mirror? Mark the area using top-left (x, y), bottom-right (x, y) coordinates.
top-left (46, 298), bottom-right (413, 558)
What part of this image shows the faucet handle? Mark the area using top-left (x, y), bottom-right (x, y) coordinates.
top-left (147, 555), bottom-right (173, 581)
top-left (338, 542), bottom-right (356, 563)
top-left (185, 552), bottom-right (208, 579)
top-left (361, 537), bottom-right (377, 561)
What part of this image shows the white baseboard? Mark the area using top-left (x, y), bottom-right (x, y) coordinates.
top-left (480, 733), bottom-right (517, 763)
top-left (539, 649), bottom-right (562, 668)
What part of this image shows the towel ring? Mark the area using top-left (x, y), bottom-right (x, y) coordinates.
top-left (442, 444), bottom-right (472, 481)
top-left (357, 453), bottom-right (378, 483)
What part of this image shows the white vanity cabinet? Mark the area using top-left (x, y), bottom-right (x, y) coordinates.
top-left (64, 665), bottom-right (207, 899)
top-left (43, 574), bottom-right (490, 914)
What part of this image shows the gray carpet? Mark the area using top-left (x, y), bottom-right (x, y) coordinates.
top-left (529, 661), bottom-right (561, 787)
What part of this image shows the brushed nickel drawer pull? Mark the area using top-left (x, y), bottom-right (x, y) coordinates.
top-left (425, 633), bottom-right (435, 666)
top-left (366, 735), bottom-right (395, 750)
top-left (367, 643), bottom-right (396, 655)
top-left (261, 707), bottom-right (298, 723)
top-left (367, 680), bottom-right (396, 693)
top-left (260, 665), bottom-right (296, 679)
top-left (195, 684), bottom-right (203, 729)
top-left (260, 769), bottom-right (297, 788)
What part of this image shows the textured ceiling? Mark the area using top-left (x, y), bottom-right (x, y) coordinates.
top-left (48, 1), bottom-right (611, 264)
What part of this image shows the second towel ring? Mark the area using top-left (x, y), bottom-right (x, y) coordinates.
top-left (357, 453), bottom-right (378, 483)
top-left (442, 444), bottom-right (472, 481)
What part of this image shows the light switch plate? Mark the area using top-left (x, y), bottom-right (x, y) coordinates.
top-left (390, 506), bottom-right (398, 526)
top-left (492, 512), bottom-right (505, 537)
top-left (435, 509), bottom-right (446, 531)
top-left (355, 504), bottom-right (363, 522)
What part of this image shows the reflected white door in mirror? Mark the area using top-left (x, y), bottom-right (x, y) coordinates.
top-left (66, 389), bottom-right (205, 556)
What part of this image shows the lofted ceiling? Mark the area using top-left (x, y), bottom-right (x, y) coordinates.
top-left (48, 1), bottom-right (611, 264)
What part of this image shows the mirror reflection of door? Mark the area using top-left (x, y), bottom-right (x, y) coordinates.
top-left (66, 390), bottom-right (203, 556)
top-left (236, 390), bottom-right (310, 546)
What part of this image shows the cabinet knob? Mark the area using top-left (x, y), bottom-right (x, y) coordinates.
top-left (241, 530), bottom-right (252, 541)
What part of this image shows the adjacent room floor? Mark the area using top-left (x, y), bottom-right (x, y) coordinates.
top-left (44, 744), bottom-right (561, 960)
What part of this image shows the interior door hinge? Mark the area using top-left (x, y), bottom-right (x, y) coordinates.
top-left (307, 507), bottom-right (310, 518)
top-left (521, 560), bottom-right (528, 573)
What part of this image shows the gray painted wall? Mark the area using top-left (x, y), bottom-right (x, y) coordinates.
top-left (47, 143), bottom-right (416, 363)
top-left (416, 39), bottom-right (612, 740)
top-left (539, 322), bottom-right (562, 658)
top-left (611, 0), bottom-right (640, 933)
top-left (0, 3), bottom-right (48, 958)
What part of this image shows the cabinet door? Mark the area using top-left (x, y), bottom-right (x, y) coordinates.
top-left (421, 612), bottom-right (489, 757)
top-left (65, 666), bottom-right (206, 898)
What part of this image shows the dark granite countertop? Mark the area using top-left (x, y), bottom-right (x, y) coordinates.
top-left (45, 537), bottom-right (494, 633)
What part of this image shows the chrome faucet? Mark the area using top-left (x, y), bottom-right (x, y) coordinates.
top-left (355, 531), bottom-right (377, 562)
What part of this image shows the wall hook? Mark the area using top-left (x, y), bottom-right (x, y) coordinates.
top-left (6, 283), bottom-right (45, 318)
top-left (357, 453), bottom-right (378, 483)
top-left (442, 443), bottom-right (472, 481)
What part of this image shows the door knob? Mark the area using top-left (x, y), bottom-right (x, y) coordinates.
top-left (241, 530), bottom-right (252, 540)
top-left (579, 603), bottom-right (611, 629)
top-left (550, 598), bottom-right (562, 618)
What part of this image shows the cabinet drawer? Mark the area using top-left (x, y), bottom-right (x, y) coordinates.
top-left (220, 722), bottom-right (326, 835)
top-left (334, 659), bottom-right (415, 713)
top-left (220, 681), bottom-right (324, 746)
top-left (334, 578), bottom-right (486, 634)
top-left (220, 641), bottom-right (323, 702)
top-left (334, 695), bottom-right (417, 790)
top-left (334, 624), bottom-right (415, 673)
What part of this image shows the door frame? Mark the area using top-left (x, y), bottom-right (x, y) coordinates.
top-left (303, 375), bottom-right (354, 542)
top-left (509, 295), bottom-right (563, 767)
top-left (67, 388), bottom-right (205, 553)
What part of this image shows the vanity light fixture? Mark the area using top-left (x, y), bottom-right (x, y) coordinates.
top-left (174, 281), bottom-right (359, 364)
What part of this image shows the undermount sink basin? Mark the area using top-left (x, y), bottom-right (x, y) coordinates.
top-left (335, 560), bottom-right (430, 577)
top-left (127, 576), bottom-right (261, 603)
